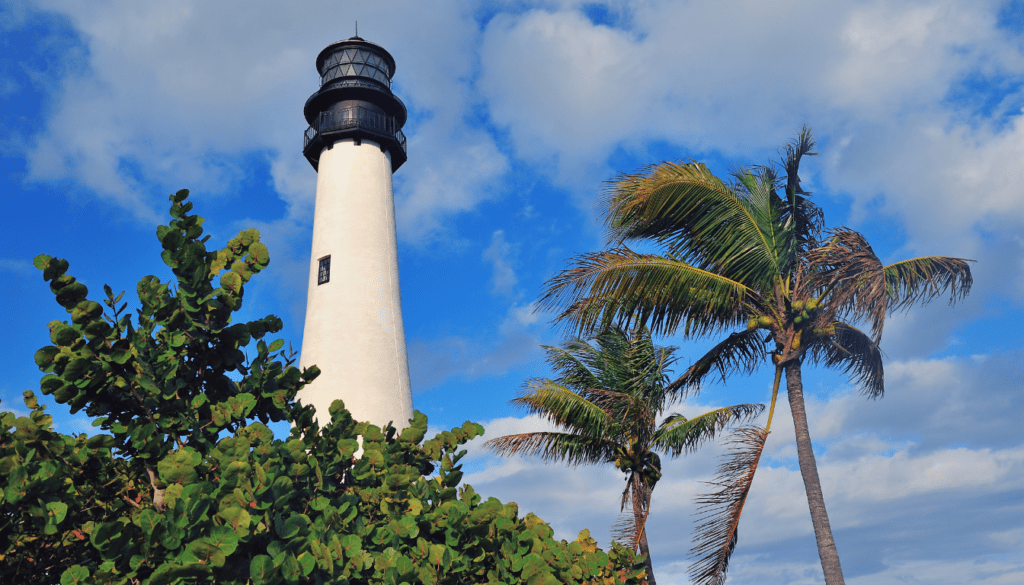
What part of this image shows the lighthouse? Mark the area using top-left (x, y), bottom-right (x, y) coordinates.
top-left (297, 35), bottom-right (413, 431)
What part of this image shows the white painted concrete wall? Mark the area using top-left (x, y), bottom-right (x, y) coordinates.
top-left (297, 138), bottom-right (414, 431)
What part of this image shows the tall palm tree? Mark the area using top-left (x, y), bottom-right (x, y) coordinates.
top-left (484, 326), bottom-right (762, 585)
top-left (538, 128), bottom-right (973, 585)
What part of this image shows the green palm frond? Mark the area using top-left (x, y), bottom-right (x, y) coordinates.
top-left (666, 329), bottom-right (768, 396)
top-left (483, 431), bottom-right (617, 466)
top-left (806, 322), bottom-right (885, 398)
top-left (541, 342), bottom-right (603, 391)
top-left (540, 248), bottom-right (753, 337)
top-left (511, 380), bottom-right (611, 432)
top-left (653, 404), bottom-right (764, 457)
top-left (689, 427), bottom-right (768, 585)
top-left (883, 256), bottom-right (974, 312)
top-left (732, 167), bottom-right (797, 279)
top-left (603, 161), bottom-right (787, 289)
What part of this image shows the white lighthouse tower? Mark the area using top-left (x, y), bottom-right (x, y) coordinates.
top-left (297, 35), bottom-right (413, 430)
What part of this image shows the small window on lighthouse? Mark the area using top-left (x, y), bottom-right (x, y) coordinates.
top-left (318, 256), bottom-right (331, 285)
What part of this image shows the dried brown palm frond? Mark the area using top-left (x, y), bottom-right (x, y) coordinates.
top-left (807, 322), bottom-right (885, 398)
top-left (616, 475), bottom-right (652, 552)
top-left (809, 229), bottom-right (973, 341)
top-left (807, 228), bottom-right (888, 338)
top-left (611, 512), bottom-right (640, 548)
top-left (689, 427), bottom-right (768, 585)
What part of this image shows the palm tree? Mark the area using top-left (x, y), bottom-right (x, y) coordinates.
top-left (538, 128), bottom-right (973, 585)
top-left (484, 326), bottom-right (762, 585)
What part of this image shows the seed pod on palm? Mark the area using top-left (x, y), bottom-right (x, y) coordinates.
top-left (791, 329), bottom-right (803, 350)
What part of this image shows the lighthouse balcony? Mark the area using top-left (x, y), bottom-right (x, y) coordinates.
top-left (303, 105), bottom-right (408, 171)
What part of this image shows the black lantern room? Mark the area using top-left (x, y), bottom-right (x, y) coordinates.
top-left (302, 36), bottom-right (408, 171)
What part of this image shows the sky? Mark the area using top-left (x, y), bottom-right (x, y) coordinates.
top-left (1, 0), bottom-right (1022, 583)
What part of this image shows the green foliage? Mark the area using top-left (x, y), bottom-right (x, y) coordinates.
top-left (2, 190), bottom-right (646, 585)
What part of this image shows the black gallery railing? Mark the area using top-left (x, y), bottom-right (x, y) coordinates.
top-left (304, 106), bottom-right (407, 155)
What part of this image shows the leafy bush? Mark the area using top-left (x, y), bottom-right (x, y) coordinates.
top-left (1, 190), bottom-right (646, 585)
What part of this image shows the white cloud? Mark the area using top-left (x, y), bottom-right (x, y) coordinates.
top-left (14, 0), bottom-right (509, 244)
top-left (476, 0), bottom-right (1024, 308)
top-left (0, 257), bottom-right (36, 276)
top-left (482, 230), bottom-right (518, 296)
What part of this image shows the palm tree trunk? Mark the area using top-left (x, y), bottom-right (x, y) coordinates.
top-left (785, 361), bottom-right (845, 585)
top-left (632, 484), bottom-right (657, 585)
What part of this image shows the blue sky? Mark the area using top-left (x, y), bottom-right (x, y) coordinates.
top-left (2, 1), bottom-right (1023, 583)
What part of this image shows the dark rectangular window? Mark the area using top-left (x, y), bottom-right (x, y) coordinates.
top-left (318, 256), bottom-right (331, 285)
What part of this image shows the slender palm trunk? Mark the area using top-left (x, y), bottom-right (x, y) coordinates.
top-left (785, 361), bottom-right (845, 585)
top-left (632, 483), bottom-right (657, 585)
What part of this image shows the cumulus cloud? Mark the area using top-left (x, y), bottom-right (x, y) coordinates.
top-left (476, 0), bottom-right (1024, 304)
top-left (13, 0), bottom-right (509, 244)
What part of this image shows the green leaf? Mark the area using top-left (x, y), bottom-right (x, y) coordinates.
top-left (46, 501), bottom-right (68, 524)
top-left (33, 254), bottom-right (53, 270)
top-left (63, 357), bottom-right (91, 381)
top-left (268, 338), bottom-right (284, 352)
top-left (59, 565), bottom-right (89, 585)
top-left (108, 348), bottom-right (131, 365)
top-left (249, 242), bottom-right (270, 268)
top-left (218, 506), bottom-right (252, 536)
top-left (207, 525), bottom-right (240, 555)
top-left (34, 346), bottom-right (60, 370)
top-left (221, 271), bottom-right (242, 294)
top-left (187, 540), bottom-right (227, 568)
top-left (296, 551), bottom-right (315, 576)
top-left (149, 562), bottom-right (211, 585)
top-left (86, 434), bottom-right (116, 449)
top-left (250, 555), bottom-right (277, 585)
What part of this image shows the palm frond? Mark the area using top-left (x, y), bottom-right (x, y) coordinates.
top-left (734, 166), bottom-right (797, 277)
top-left (807, 228), bottom-right (888, 338)
top-left (602, 161), bottom-right (787, 289)
top-left (689, 427), bottom-right (768, 585)
top-left (883, 256), bottom-right (974, 312)
top-left (807, 322), bottom-right (886, 398)
top-left (666, 329), bottom-right (767, 396)
top-left (809, 229), bottom-right (974, 340)
top-left (511, 380), bottom-right (611, 432)
top-left (611, 512), bottom-right (640, 547)
top-left (780, 125), bottom-right (824, 249)
top-left (483, 431), bottom-right (616, 466)
top-left (540, 341), bottom-right (603, 391)
top-left (653, 404), bottom-right (764, 457)
top-left (587, 388), bottom-right (655, 435)
top-left (539, 248), bottom-right (753, 337)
